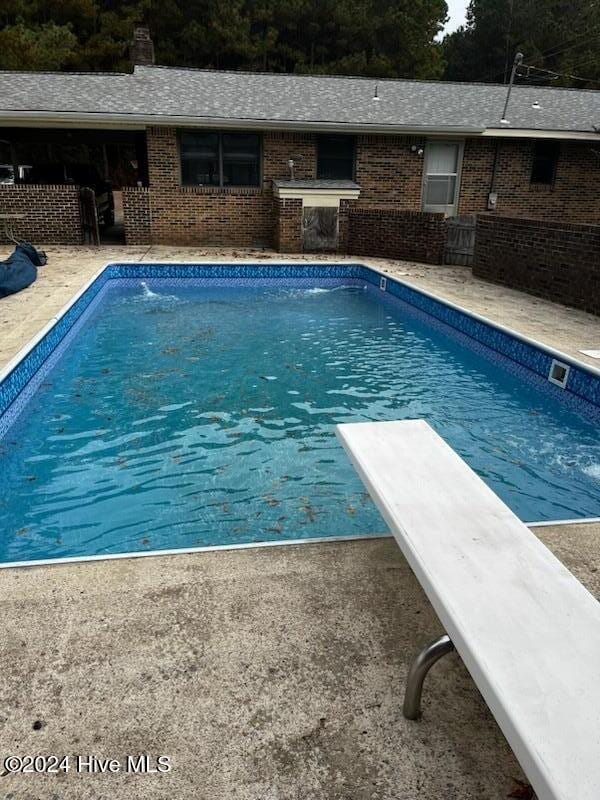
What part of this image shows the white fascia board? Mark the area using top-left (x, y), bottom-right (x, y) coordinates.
top-left (483, 127), bottom-right (600, 141)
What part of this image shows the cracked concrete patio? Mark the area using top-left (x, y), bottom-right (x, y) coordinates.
top-left (0, 246), bottom-right (599, 799)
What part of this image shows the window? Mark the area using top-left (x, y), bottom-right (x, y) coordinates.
top-left (180, 131), bottom-right (260, 187)
top-left (531, 140), bottom-right (559, 185)
top-left (423, 141), bottom-right (462, 215)
top-left (317, 135), bottom-right (355, 180)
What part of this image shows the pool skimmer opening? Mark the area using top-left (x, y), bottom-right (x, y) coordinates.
top-left (548, 359), bottom-right (570, 388)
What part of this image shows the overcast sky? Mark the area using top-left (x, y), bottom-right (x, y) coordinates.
top-left (444, 0), bottom-right (469, 34)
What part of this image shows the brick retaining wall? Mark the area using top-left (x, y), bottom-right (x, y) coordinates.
top-left (473, 214), bottom-right (600, 315)
top-left (0, 185), bottom-right (82, 244)
top-left (347, 208), bottom-right (447, 264)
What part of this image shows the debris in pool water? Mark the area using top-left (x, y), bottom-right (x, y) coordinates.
top-left (299, 500), bottom-right (317, 522)
top-left (266, 524), bottom-right (283, 533)
top-left (15, 527), bottom-right (29, 537)
top-left (260, 375), bottom-right (277, 381)
top-left (262, 495), bottom-right (280, 507)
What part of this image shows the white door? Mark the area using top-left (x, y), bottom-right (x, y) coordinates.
top-left (422, 141), bottom-right (463, 216)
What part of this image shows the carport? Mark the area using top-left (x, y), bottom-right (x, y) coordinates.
top-left (0, 128), bottom-right (148, 244)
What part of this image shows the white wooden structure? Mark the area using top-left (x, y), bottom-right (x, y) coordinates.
top-left (336, 419), bottom-right (600, 800)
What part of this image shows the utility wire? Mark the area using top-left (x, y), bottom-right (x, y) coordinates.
top-left (475, 47), bottom-right (600, 86)
top-left (519, 62), bottom-right (600, 87)
top-left (471, 23), bottom-right (600, 83)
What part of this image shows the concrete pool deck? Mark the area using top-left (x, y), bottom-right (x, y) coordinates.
top-left (0, 245), bottom-right (599, 799)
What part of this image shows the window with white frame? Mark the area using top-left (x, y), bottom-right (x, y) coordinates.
top-left (422, 141), bottom-right (462, 215)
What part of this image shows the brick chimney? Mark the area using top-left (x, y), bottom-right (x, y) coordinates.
top-left (131, 27), bottom-right (155, 67)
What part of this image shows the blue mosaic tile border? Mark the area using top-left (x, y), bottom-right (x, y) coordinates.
top-left (105, 263), bottom-right (365, 281)
top-left (0, 262), bottom-right (598, 432)
top-left (114, 275), bottom-right (365, 289)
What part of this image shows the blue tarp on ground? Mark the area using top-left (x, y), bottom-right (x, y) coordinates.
top-left (0, 243), bottom-right (47, 298)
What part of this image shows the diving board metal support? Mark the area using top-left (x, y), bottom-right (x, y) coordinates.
top-left (403, 634), bottom-right (455, 720)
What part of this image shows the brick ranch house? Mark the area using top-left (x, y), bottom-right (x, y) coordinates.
top-left (0, 40), bottom-right (599, 310)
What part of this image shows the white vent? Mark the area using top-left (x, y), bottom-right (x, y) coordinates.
top-left (548, 359), bottom-right (570, 388)
top-left (379, 276), bottom-right (387, 291)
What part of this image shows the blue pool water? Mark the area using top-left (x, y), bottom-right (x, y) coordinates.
top-left (1, 279), bottom-right (599, 564)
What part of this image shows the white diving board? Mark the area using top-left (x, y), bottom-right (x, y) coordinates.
top-left (336, 419), bottom-right (600, 800)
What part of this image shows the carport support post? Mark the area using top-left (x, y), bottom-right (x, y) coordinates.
top-left (403, 634), bottom-right (455, 720)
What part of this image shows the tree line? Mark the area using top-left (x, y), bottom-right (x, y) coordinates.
top-left (0, 0), bottom-right (598, 88)
top-left (444, 0), bottom-right (600, 89)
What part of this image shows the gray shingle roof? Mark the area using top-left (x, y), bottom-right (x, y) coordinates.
top-left (1, 65), bottom-right (599, 135)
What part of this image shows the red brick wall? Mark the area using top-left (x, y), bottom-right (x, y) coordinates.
top-left (144, 128), bottom-right (315, 246)
top-left (338, 199), bottom-right (351, 252)
top-left (139, 127), bottom-right (599, 248)
top-left (459, 138), bottom-right (600, 222)
top-left (122, 187), bottom-right (151, 244)
top-left (142, 128), bottom-right (429, 246)
top-left (474, 214), bottom-right (600, 314)
top-left (347, 208), bottom-right (447, 264)
top-left (0, 185), bottom-right (82, 244)
top-left (355, 135), bottom-right (424, 209)
top-left (274, 197), bottom-right (303, 252)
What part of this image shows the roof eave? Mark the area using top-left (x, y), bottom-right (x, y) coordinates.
top-left (0, 112), bottom-right (598, 140)
top-left (0, 110), bottom-right (484, 135)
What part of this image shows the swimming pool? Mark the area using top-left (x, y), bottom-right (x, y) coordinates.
top-left (1, 263), bottom-right (599, 566)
